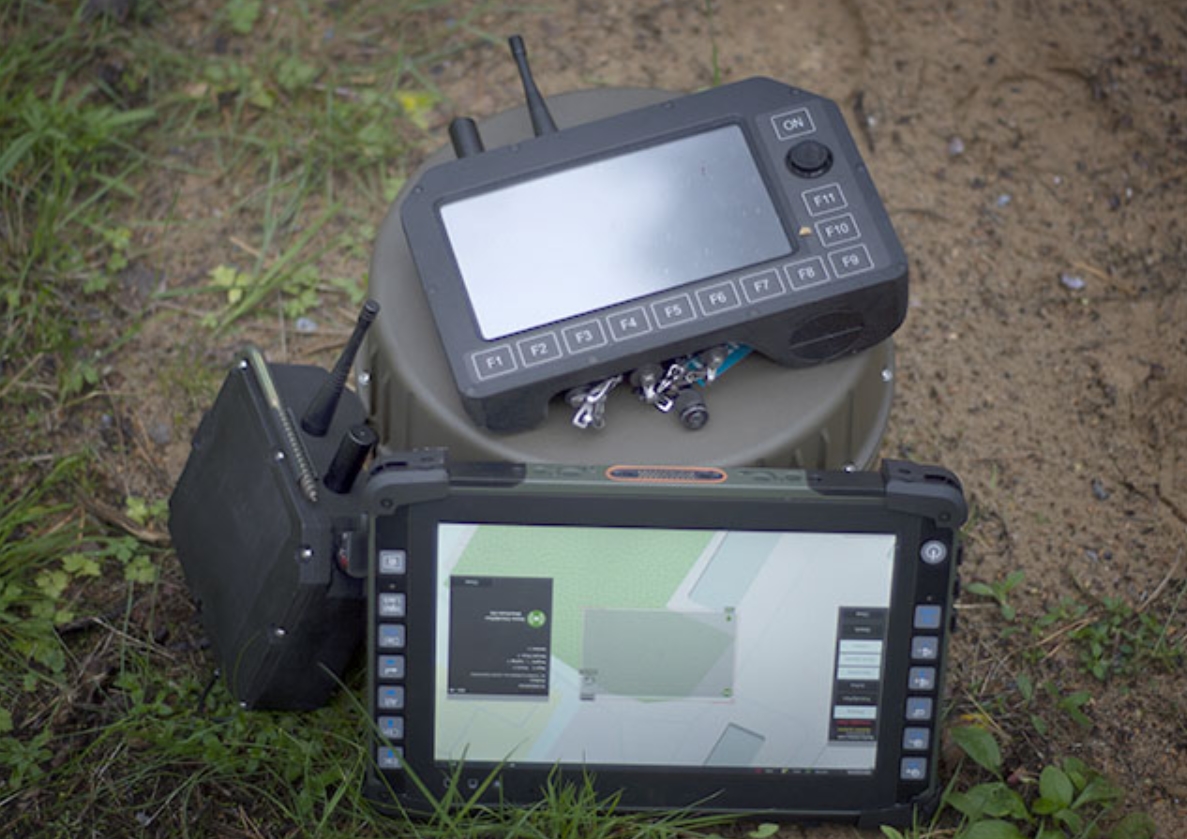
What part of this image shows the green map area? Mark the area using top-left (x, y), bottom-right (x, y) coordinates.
top-left (450, 526), bottom-right (714, 670)
top-left (583, 608), bottom-right (735, 698)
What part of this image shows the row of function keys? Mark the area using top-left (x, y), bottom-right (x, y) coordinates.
top-left (470, 240), bottom-right (875, 383)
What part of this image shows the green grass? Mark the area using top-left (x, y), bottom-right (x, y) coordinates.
top-left (1030, 588), bottom-right (1186, 682)
top-left (0, 8), bottom-right (154, 407)
top-left (877, 724), bottom-right (1157, 839)
top-left (937, 561), bottom-right (1182, 839)
top-left (963, 566), bottom-right (1185, 691)
top-left (0, 457), bottom-right (87, 682)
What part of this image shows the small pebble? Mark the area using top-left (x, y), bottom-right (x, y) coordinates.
top-left (947, 136), bottom-right (965, 156)
top-left (295, 317), bottom-right (318, 333)
top-left (147, 420), bottom-right (172, 446)
top-left (1060, 273), bottom-right (1086, 291)
top-left (82, 0), bottom-right (132, 21)
top-left (1091, 478), bottom-right (1110, 501)
top-left (995, 193), bottom-right (1012, 207)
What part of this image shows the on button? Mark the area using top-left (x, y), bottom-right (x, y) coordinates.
top-left (771, 107), bottom-right (816, 141)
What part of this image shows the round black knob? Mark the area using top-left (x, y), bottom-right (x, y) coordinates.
top-left (786, 140), bottom-right (833, 178)
top-left (674, 389), bottom-right (709, 431)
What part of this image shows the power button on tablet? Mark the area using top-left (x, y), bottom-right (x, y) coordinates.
top-left (920, 540), bottom-right (948, 565)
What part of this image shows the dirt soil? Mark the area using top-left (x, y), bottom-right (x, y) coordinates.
top-left (103, 0), bottom-right (1186, 835)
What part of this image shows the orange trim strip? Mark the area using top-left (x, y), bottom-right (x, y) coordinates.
top-left (604, 465), bottom-right (729, 484)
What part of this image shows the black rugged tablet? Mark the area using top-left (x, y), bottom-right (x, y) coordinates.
top-left (363, 454), bottom-right (964, 826)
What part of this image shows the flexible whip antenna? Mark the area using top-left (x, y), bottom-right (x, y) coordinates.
top-left (509, 35), bottom-right (557, 136)
top-left (300, 299), bottom-right (380, 437)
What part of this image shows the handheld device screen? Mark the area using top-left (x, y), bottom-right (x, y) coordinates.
top-left (440, 125), bottom-right (793, 340)
top-left (433, 523), bottom-right (895, 773)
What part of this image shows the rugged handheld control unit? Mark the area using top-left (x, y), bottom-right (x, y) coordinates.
top-left (362, 453), bottom-right (964, 824)
top-left (401, 41), bottom-right (908, 432)
top-left (169, 304), bottom-right (380, 709)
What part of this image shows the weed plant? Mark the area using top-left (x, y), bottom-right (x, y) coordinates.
top-left (942, 566), bottom-right (1178, 839)
top-left (1032, 590), bottom-right (1186, 681)
top-left (878, 724), bottom-right (1157, 839)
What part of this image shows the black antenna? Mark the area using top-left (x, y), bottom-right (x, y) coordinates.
top-left (448, 117), bottom-right (485, 158)
top-left (508, 35), bottom-right (557, 136)
top-left (300, 299), bottom-right (380, 437)
top-left (323, 423), bottom-right (378, 494)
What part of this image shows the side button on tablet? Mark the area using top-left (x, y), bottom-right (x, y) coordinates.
top-left (903, 727), bottom-right (931, 751)
top-left (913, 605), bottom-right (943, 629)
top-left (911, 636), bottom-right (939, 661)
top-left (378, 655), bottom-right (405, 679)
top-left (377, 746), bottom-right (403, 769)
top-left (905, 696), bottom-right (934, 721)
top-left (908, 666), bottom-right (936, 691)
top-left (379, 550), bottom-right (407, 575)
top-left (900, 757), bottom-right (928, 781)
